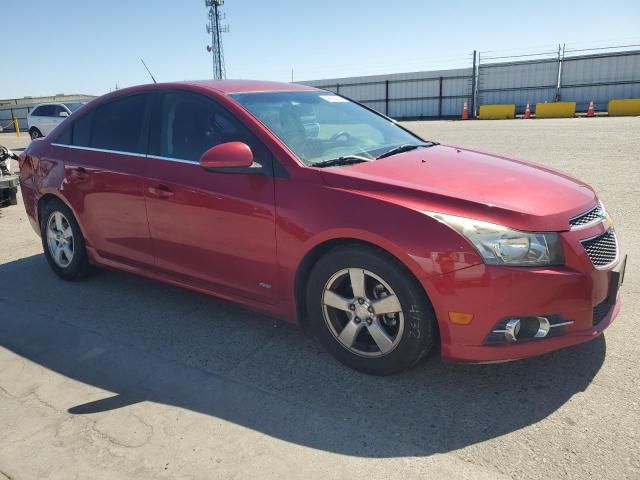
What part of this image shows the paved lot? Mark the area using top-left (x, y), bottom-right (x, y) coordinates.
top-left (1, 117), bottom-right (639, 480)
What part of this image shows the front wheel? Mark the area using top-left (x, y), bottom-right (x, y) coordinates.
top-left (306, 245), bottom-right (437, 375)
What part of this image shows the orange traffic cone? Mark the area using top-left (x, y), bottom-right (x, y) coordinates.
top-left (523, 101), bottom-right (531, 119)
top-left (587, 99), bottom-right (595, 117)
top-left (461, 101), bottom-right (469, 120)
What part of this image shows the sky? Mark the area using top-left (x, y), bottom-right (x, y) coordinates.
top-left (1, 0), bottom-right (639, 99)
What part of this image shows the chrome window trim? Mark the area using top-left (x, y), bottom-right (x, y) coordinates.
top-left (146, 154), bottom-right (197, 165)
top-left (51, 143), bottom-right (147, 158)
top-left (51, 143), bottom-right (199, 164)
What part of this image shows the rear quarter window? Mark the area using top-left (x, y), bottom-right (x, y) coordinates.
top-left (90, 94), bottom-right (149, 153)
top-left (72, 111), bottom-right (93, 146)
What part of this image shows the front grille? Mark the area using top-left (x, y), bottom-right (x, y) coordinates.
top-left (570, 204), bottom-right (604, 228)
top-left (593, 301), bottom-right (612, 325)
top-left (581, 230), bottom-right (618, 267)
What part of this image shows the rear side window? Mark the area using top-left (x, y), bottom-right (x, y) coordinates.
top-left (149, 90), bottom-right (269, 165)
top-left (33, 105), bottom-right (55, 117)
top-left (90, 94), bottom-right (149, 153)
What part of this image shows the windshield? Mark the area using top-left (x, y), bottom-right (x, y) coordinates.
top-left (64, 102), bottom-right (85, 112)
top-left (231, 91), bottom-right (424, 165)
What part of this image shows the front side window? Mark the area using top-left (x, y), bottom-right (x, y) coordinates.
top-left (64, 102), bottom-right (85, 112)
top-left (149, 90), bottom-right (269, 165)
top-left (231, 91), bottom-right (422, 165)
top-left (90, 94), bottom-right (149, 153)
top-left (53, 105), bottom-right (68, 117)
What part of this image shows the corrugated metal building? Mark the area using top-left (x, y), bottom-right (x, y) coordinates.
top-left (300, 49), bottom-right (640, 118)
top-left (302, 67), bottom-right (473, 119)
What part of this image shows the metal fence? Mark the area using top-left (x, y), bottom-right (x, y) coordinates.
top-left (303, 67), bottom-right (475, 119)
top-left (301, 45), bottom-right (640, 119)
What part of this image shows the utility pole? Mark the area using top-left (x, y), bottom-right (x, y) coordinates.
top-left (205, 0), bottom-right (228, 80)
top-left (555, 43), bottom-right (565, 101)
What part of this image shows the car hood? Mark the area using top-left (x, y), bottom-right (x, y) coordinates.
top-left (319, 145), bottom-right (597, 232)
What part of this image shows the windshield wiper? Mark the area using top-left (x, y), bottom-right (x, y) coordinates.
top-left (311, 155), bottom-right (373, 168)
top-left (376, 142), bottom-right (438, 160)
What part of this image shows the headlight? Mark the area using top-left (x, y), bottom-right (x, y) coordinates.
top-left (427, 212), bottom-right (564, 266)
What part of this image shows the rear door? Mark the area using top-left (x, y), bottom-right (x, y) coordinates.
top-left (55, 93), bottom-right (154, 266)
top-left (37, 105), bottom-right (57, 135)
top-left (144, 90), bottom-right (279, 302)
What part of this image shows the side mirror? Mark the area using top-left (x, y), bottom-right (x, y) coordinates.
top-left (200, 142), bottom-right (254, 170)
top-left (59, 111), bottom-right (69, 118)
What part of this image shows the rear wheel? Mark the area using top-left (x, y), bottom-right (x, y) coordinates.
top-left (29, 127), bottom-right (43, 140)
top-left (306, 245), bottom-right (437, 375)
top-left (40, 199), bottom-right (90, 280)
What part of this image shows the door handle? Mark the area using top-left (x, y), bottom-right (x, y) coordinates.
top-left (148, 184), bottom-right (174, 199)
top-left (70, 166), bottom-right (89, 181)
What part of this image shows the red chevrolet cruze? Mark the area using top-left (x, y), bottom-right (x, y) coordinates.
top-left (19, 80), bottom-right (626, 375)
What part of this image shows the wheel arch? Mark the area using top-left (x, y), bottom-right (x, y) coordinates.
top-left (37, 192), bottom-right (90, 243)
top-left (293, 236), bottom-right (437, 333)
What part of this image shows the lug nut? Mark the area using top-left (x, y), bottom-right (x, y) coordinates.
top-left (349, 304), bottom-right (355, 311)
top-left (358, 298), bottom-right (365, 304)
top-left (368, 306), bottom-right (374, 313)
top-left (366, 318), bottom-right (372, 325)
top-left (354, 317), bottom-right (361, 324)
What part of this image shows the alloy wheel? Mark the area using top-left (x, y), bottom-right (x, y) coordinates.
top-left (322, 268), bottom-right (404, 357)
top-left (46, 211), bottom-right (74, 268)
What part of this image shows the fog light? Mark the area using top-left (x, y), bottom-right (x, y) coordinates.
top-left (504, 319), bottom-right (520, 343)
top-left (534, 316), bottom-right (551, 338)
top-left (487, 315), bottom-right (573, 344)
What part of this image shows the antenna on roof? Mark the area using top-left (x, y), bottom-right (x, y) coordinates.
top-left (140, 58), bottom-right (157, 84)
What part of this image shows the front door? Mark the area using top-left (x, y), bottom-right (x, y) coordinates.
top-left (50, 105), bottom-right (68, 132)
top-left (144, 90), bottom-right (278, 302)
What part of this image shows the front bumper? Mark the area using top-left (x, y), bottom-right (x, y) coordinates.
top-left (425, 223), bottom-right (624, 363)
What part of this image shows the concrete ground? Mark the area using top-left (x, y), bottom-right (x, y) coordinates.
top-left (0, 117), bottom-right (639, 480)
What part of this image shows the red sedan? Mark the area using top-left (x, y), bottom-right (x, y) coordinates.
top-left (18, 80), bottom-right (626, 375)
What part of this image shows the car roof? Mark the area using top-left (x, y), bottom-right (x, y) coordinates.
top-left (30, 101), bottom-right (84, 109)
top-left (66, 80), bottom-right (325, 110)
top-left (181, 79), bottom-right (320, 94)
top-left (105, 79), bottom-right (322, 97)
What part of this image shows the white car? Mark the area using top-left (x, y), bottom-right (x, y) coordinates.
top-left (27, 102), bottom-right (85, 139)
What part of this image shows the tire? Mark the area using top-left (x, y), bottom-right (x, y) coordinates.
top-left (30, 128), bottom-right (43, 140)
top-left (40, 198), bottom-right (90, 280)
top-left (306, 245), bottom-right (437, 375)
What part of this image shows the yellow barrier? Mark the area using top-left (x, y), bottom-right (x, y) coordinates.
top-left (12, 117), bottom-right (20, 137)
top-left (535, 102), bottom-right (576, 118)
top-left (608, 99), bottom-right (640, 116)
top-left (478, 104), bottom-right (516, 120)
